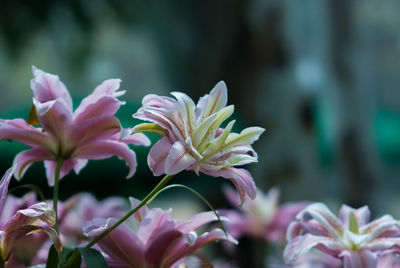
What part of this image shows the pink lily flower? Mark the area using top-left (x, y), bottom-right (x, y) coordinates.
top-left (83, 197), bottom-right (237, 268)
top-left (0, 167), bottom-right (62, 264)
top-left (60, 193), bottom-right (128, 246)
top-left (132, 81), bottom-right (265, 204)
top-left (222, 187), bottom-right (307, 243)
top-left (284, 202), bottom-right (400, 268)
top-left (0, 67), bottom-right (150, 185)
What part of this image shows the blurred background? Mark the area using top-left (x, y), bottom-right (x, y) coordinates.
top-left (1, 0), bottom-right (400, 266)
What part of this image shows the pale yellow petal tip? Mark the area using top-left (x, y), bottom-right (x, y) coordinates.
top-left (131, 123), bottom-right (168, 136)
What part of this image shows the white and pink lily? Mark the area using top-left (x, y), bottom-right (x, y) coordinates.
top-left (132, 81), bottom-right (264, 204)
top-left (0, 67), bottom-right (150, 185)
top-left (284, 202), bottom-right (400, 268)
top-left (222, 187), bottom-right (307, 243)
top-left (83, 197), bottom-right (237, 268)
top-left (0, 167), bottom-right (62, 264)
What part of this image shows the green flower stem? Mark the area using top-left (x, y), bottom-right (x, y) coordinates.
top-left (53, 159), bottom-right (64, 233)
top-left (85, 174), bottom-right (175, 249)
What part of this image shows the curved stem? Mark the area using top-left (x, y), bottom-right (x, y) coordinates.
top-left (53, 159), bottom-right (63, 233)
top-left (85, 174), bottom-right (175, 248)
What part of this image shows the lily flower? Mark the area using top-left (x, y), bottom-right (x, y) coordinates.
top-left (0, 67), bottom-right (150, 185)
top-left (284, 202), bottom-right (400, 268)
top-left (83, 197), bottom-right (237, 268)
top-left (222, 187), bottom-right (307, 243)
top-left (0, 167), bottom-right (62, 264)
top-left (132, 81), bottom-right (264, 204)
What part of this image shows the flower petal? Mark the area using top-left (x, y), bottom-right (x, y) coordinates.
top-left (148, 137), bottom-right (174, 176)
top-left (175, 211), bottom-right (220, 233)
top-left (0, 119), bottom-right (54, 150)
top-left (83, 218), bottom-right (145, 267)
top-left (0, 166), bottom-right (15, 215)
top-left (137, 208), bottom-right (173, 245)
top-left (162, 228), bottom-right (237, 268)
top-left (171, 92), bottom-right (196, 137)
top-left (31, 66), bottom-right (73, 112)
top-left (339, 205), bottom-right (371, 230)
top-left (44, 159), bottom-right (88, 186)
top-left (223, 126), bottom-right (265, 151)
top-left (283, 234), bottom-right (345, 264)
top-left (73, 79), bottom-right (125, 123)
top-left (202, 167), bottom-right (256, 205)
top-left (164, 141), bottom-right (196, 175)
top-left (73, 140), bottom-right (137, 178)
top-left (296, 203), bottom-right (344, 240)
top-left (72, 115), bottom-right (121, 145)
top-left (340, 250), bottom-right (377, 268)
top-left (118, 129), bottom-right (151, 146)
top-left (13, 148), bottom-right (53, 180)
top-left (144, 229), bottom-right (182, 267)
top-left (196, 81), bottom-right (228, 123)
top-left (129, 197), bottom-right (149, 223)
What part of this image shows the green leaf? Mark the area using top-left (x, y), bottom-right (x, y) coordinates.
top-left (349, 211), bottom-right (359, 234)
top-left (46, 245), bottom-right (59, 268)
top-left (78, 247), bottom-right (109, 268)
top-left (63, 249), bottom-right (82, 268)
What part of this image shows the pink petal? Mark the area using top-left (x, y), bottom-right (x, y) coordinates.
top-left (83, 218), bottom-right (145, 267)
top-left (0, 166), bottom-right (15, 215)
top-left (148, 137), bottom-right (173, 176)
top-left (71, 115), bottom-right (121, 145)
top-left (175, 211), bottom-right (219, 233)
top-left (162, 228), bottom-right (236, 268)
top-left (339, 205), bottom-right (371, 229)
top-left (340, 250), bottom-right (377, 268)
top-left (170, 92), bottom-right (196, 137)
top-left (129, 197), bottom-right (149, 222)
top-left (0, 119), bottom-right (54, 150)
top-left (74, 79), bottom-right (125, 123)
top-left (165, 141), bottom-right (197, 175)
top-left (283, 234), bottom-right (345, 264)
top-left (365, 237), bottom-right (400, 251)
top-left (31, 66), bottom-right (73, 112)
top-left (196, 81), bottom-right (228, 123)
top-left (267, 202), bottom-right (308, 242)
top-left (13, 148), bottom-right (53, 180)
top-left (144, 229), bottom-right (182, 267)
top-left (118, 129), bottom-right (151, 146)
top-left (44, 159), bottom-right (88, 186)
top-left (137, 208), bottom-right (173, 245)
top-left (34, 99), bottom-right (73, 143)
top-left (73, 140), bottom-right (137, 178)
top-left (202, 167), bottom-right (256, 205)
top-left (296, 203), bottom-right (344, 241)
top-left (360, 215), bottom-right (400, 240)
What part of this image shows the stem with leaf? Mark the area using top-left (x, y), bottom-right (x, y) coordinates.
top-left (85, 174), bottom-right (175, 248)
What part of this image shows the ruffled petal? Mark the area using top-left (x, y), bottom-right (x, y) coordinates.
top-left (0, 119), bottom-right (54, 150)
top-left (339, 205), bottom-right (371, 230)
top-left (73, 140), bottom-right (137, 178)
top-left (44, 159), bottom-right (88, 186)
top-left (137, 208), bottom-right (173, 245)
top-left (196, 81), bottom-right (228, 123)
top-left (83, 218), bottom-right (145, 267)
top-left (295, 203), bottom-right (344, 240)
top-left (283, 234), bottom-right (345, 264)
top-left (162, 228), bottom-right (237, 268)
top-left (340, 250), bottom-right (377, 268)
top-left (148, 137), bottom-right (174, 176)
top-left (13, 148), bottom-right (53, 180)
top-left (74, 79), bottom-right (125, 123)
top-left (118, 129), bottom-right (151, 146)
top-left (129, 197), bottom-right (149, 223)
top-left (31, 66), bottom-right (73, 112)
top-left (175, 211), bottom-right (220, 233)
top-left (0, 166), bottom-right (15, 215)
top-left (164, 141), bottom-right (196, 175)
top-left (202, 167), bottom-right (256, 205)
top-left (144, 229), bottom-right (182, 267)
